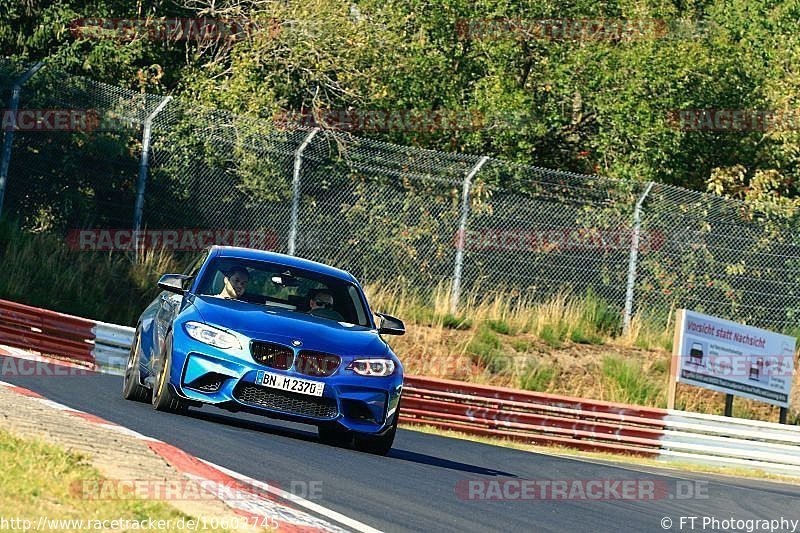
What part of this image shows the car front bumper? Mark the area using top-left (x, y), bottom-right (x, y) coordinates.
top-left (168, 327), bottom-right (403, 434)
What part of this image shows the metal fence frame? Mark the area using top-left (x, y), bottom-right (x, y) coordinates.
top-left (0, 61), bottom-right (45, 215)
top-left (2, 59), bottom-right (799, 332)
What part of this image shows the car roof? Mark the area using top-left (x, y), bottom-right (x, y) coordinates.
top-left (210, 246), bottom-right (359, 284)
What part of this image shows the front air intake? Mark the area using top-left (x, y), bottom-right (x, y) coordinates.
top-left (295, 350), bottom-right (341, 377)
top-left (250, 341), bottom-right (294, 370)
top-left (184, 372), bottom-right (227, 393)
top-left (233, 384), bottom-right (338, 419)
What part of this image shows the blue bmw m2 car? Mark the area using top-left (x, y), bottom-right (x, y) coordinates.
top-left (122, 246), bottom-right (405, 455)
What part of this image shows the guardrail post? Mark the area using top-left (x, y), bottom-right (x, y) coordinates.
top-left (622, 181), bottom-right (655, 335)
top-left (450, 156), bottom-right (489, 314)
top-left (724, 394), bottom-right (734, 417)
top-left (287, 127), bottom-right (319, 256)
top-left (133, 95), bottom-right (173, 235)
top-left (0, 61), bottom-right (45, 218)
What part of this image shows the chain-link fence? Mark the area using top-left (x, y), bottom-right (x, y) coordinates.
top-left (1, 59), bottom-right (799, 332)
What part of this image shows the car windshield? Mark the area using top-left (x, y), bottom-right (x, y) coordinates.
top-left (195, 257), bottom-right (372, 327)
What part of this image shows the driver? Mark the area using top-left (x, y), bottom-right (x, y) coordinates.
top-left (308, 290), bottom-right (344, 321)
top-left (217, 266), bottom-right (249, 300)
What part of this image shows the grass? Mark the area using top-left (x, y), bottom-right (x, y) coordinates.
top-left (486, 319), bottom-right (512, 335)
top-left (441, 314), bottom-right (472, 330)
top-left (518, 360), bottom-right (560, 391)
top-left (600, 355), bottom-right (663, 406)
top-left (364, 280), bottom-right (636, 345)
top-left (538, 323), bottom-right (566, 348)
top-left (0, 429), bottom-right (230, 532)
top-left (625, 309), bottom-right (675, 351)
top-left (466, 326), bottom-right (510, 374)
top-left (569, 325), bottom-right (603, 345)
top-left (510, 339), bottom-right (535, 353)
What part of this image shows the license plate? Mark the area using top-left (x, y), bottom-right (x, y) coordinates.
top-left (257, 370), bottom-right (325, 397)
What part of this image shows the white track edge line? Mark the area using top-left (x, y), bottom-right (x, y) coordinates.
top-left (201, 459), bottom-right (383, 533)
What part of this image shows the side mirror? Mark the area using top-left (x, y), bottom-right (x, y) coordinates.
top-left (157, 274), bottom-right (191, 294)
top-left (375, 312), bottom-right (405, 336)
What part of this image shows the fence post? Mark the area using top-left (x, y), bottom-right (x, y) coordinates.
top-left (0, 61), bottom-right (45, 218)
top-left (287, 127), bottom-right (320, 256)
top-left (450, 156), bottom-right (489, 314)
top-left (133, 95), bottom-right (173, 234)
top-left (622, 181), bottom-right (655, 334)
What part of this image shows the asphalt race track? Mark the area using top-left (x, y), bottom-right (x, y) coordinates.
top-left (2, 356), bottom-right (799, 533)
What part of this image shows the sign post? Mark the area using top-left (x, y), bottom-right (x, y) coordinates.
top-left (723, 394), bottom-right (733, 417)
top-left (667, 309), bottom-right (685, 410)
top-left (668, 309), bottom-right (795, 421)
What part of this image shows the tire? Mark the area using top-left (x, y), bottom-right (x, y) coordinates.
top-left (151, 332), bottom-right (188, 413)
top-left (317, 423), bottom-right (353, 447)
top-left (122, 326), bottom-right (152, 403)
top-left (353, 409), bottom-right (399, 456)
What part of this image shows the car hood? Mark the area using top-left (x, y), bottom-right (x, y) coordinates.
top-left (190, 295), bottom-right (389, 357)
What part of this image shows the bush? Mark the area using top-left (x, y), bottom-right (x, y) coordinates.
top-left (486, 319), bottom-right (512, 335)
top-left (519, 360), bottom-right (559, 392)
top-left (580, 291), bottom-right (622, 337)
top-left (442, 314), bottom-right (473, 330)
top-left (569, 326), bottom-right (603, 345)
top-left (467, 327), bottom-right (509, 374)
top-left (539, 323), bottom-right (567, 348)
top-left (600, 355), bottom-right (663, 406)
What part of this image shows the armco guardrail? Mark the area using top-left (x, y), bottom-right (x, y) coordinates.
top-left (402, 376), bottom-right (800, 476)
top-left (92, 322), bottom-right (135, 372)
top-left (0, 299), bottom-right (95, 363)
top-left (1, 298), bottom-right (798, 476)
top-left (0, 299), bottom-right (133, 372)
top-left (401, 376), bottom-right (668, 457)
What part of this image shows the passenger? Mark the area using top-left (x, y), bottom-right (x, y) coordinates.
top-left (307, 290), bottom-right (345, 321)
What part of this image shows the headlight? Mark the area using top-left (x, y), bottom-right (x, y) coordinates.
top-left (346, 358), bottom-right (396, 377)
top-left (184, 322), bottom-right (240, 350)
